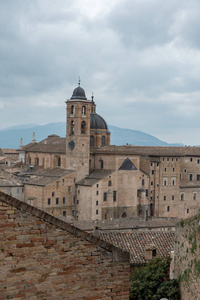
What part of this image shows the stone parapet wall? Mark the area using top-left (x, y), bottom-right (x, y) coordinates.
top-left (174, 215), bottom-right (200, 299)
top-left (0, 192), bottom-right (130, 300)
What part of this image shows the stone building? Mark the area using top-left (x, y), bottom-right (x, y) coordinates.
top-left (0, 191), bottom-right (130, 300)
top-left (18, 83), bottom-right (200, 221)
top-left (24, 168), bottom-right (76, 219)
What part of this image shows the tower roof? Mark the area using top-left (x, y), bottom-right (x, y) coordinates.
top-left (70, 86), bottom-right (87, 100)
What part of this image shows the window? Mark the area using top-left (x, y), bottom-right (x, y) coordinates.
top-left (52, 192), bottom-right (54, 197)
top-left (68, 186), bottom-right (71, 193)
top-left (113, 191), bottom-right (117, 202)
top-left (58, 157), bottom-right (61, 167)
top-left (122, 212), bottom-right (127, 218)
top-left (146, 189), bottom-right (148, 197)
top-left (163, 158), bottom-right (165, 161)
top-left (108, 180), bottom-right (112, 187)
top-left (190, 158), bottom-right (193, 162)
top-left (96, 184), bottom-right (99, 188)
top-left (157, 162), bottom-right (159, 166)
top-left (71, 105), bottom-right (74, 115)
top-left (35, 157), bottom-right (39, 165)
top-left (172, 158), bottom-right (174, 161)
top-left (17, 188), bottom-right (19, 194)
top-left (77, 200), bottom-right (79, 205)
top-left (71, 121), bottom-right (75, 134)
top-left (164, 196), bottom-right (166, 201)
top-left (103, 193), bottom-right (107, 201)
top-left (173, 168), bottom-right (175, 172)
top-left (164, 180), bottom-right (167, 186)
top-left (187, 208), bottom-right (189, 213)
top-left (96, 210), bottom-right (98, 215)
top-left (193, 193), bottom-right (197, 200)
top-left (181, 194), bottom-right (184, 201)
top-left (151, 181), bottom-right (153, 186)
top-left (96, 191), bottom-right (99, 195)
top-left (172, 180), bottom-right (175, 186)
top-left (56, 198), bottom-right (59, 204)
top-left (189, 174), bottom-right (193, 181)
top-left (184, 169), bottom-right (187, 173)
top-left (164, 168), bottom-right (166, 172)
top-left (150, 196), bottom-right (153, 200)
top-left (63, 211), bottom-right (66, 217)
top-left (81, 121), bottom-right (86, 134)
top-left (90, 135), bottom-right (95, 147)
top-left (167, 206), bottom-right (170, 212)
top-left (176, 158), bottom-right (178, 161)
top-left (198, 159), bottom-right (200, 164)
top-left (142, 179), bottom-right (144, 186)
top-left (152, 170), bottom-right (154, 175)
top-left (197, 175), bottom-right (200, 181)
top-left (29, 158), bottom-right (31, 164)
top-left (100, 160), bottom-right (103, 169)
top-left (151, 162), bottom-right (154, 167)
top-left (63, 197), bottom-right (65, 204)
top-left (73, 197), bottom-right (76, 204)
top-left (172, 195), bottom-right (174, 200)
top-left (101, 136), bottom-right (105, 147)
top-left (96, 201), bottom-right (98, 206)
top-left (48, 198), bottom-right (51, 205)
top-left (22, 188), bottom-right (24, 193)
top-left (82, 106), bottom-right (86, 115)
top-left (167, 158), bottom-right (169, 161)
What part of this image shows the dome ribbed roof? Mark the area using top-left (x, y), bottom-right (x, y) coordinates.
top-left (90, 113), bottom-right (108, 130)
top-left (70, 86), bottom-right (87, 100)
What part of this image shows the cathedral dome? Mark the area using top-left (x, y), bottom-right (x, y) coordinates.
top-left (71, 86), bottom-right (87, 100)
top-left (90, 113), bottom-right (108, 130)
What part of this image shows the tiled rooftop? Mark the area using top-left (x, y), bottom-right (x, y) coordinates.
top-left (99, 231), bottom-right (175, 264)
top-left (25, 168), bottom-right (74, 186)
top-left (20, 135), bottom-right (66, 154)
top-left (76, 169), bottom-right (114, 186)
top-left (93, 145), bottom-right (200, 157)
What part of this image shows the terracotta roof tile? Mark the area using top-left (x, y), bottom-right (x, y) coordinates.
top-left (99, 231), bottom-right (175, 264)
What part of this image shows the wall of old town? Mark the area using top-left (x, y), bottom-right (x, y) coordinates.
top-left (174, 214), bottom-right (200, 300)
top-left (0, 192), bottom-right (130, 300)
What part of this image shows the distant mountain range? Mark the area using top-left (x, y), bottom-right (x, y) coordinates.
top-left (0, 122), bottom-right (184, 149)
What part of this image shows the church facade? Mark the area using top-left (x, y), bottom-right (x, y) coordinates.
top-left (19, 83), bottom-right (200, 221)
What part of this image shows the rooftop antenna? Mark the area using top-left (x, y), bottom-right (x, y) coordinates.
top-left (78, 76), bottom-right (81, 86)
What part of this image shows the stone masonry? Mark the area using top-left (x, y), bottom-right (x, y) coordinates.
top-left (174, 214), bottom-right (200, 300)
top-left (0, 191), bottom-right (130, 300)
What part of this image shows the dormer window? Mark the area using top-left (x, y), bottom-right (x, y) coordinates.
top-left (145, 245), bottom-right (157, 260)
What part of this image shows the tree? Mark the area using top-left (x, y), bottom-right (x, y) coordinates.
top-left (130, 257), bottom-right (180, 300)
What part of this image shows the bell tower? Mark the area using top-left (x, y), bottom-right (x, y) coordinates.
top-left (66, 81), bottom-right (91, 181)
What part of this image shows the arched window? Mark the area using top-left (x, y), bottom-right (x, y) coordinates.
top-left (101, 136), bottom-right (105, 147)
top-left (71, 105), bottom-right (75, 115)
top-left (81, 121), bottom-right (86, 133)
top-left (122, 212), bottom-right (127, 218)
top-left (71, 121), bottom-right (74, 134)
top-left (58, 157), bottom-right (61, 167)
top-left (82, 106), bottom-right (86, 115)
top-left (90, 135), bottom-right (95, 147)
top-left (35, 157), bottom-right (39, 165)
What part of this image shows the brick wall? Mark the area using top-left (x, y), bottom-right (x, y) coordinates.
top-left (0, 192), bottom-right (130, 300)
top-left (174, 215), bottom-right (200, 299)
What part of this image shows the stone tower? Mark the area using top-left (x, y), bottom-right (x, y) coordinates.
top-left (66, 83), bottom-right (91, 181)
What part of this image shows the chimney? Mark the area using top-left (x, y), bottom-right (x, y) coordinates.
top-left (32, 132), bottom-right (36, 143)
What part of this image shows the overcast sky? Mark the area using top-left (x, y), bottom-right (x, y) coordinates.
top-left (1, 0), bottom-right (200, 145)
